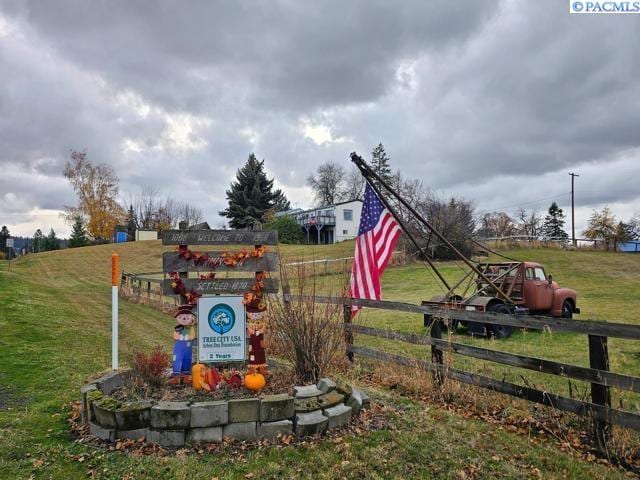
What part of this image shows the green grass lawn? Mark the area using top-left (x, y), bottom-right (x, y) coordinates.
top-left (0, 241), bottom-right (637, 479)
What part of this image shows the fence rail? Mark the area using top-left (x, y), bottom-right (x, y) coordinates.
top-left (284, 293), bottom-right (640, 448)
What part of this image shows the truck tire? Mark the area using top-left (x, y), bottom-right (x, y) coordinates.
top-left (561, 300), bottom-right (574, 319)
top-left (487, 303), bottom-right (513, 339)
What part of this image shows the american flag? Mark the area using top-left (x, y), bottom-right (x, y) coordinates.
top-left (349, 182), bottom-right (402, 316)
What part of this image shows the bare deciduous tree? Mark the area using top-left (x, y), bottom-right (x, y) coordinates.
top-left (307, 161), bottom-right (345, 206)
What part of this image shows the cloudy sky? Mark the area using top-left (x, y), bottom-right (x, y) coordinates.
top-left (1, 0), bottom-right (639, 238)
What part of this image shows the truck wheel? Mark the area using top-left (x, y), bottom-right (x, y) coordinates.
top-left (561, 300), bottom-right (573, 319)
top-left (487, 304), bottom-right (513, 339)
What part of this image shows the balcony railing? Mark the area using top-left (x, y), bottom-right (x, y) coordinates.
top-left (296, 215), bottom-right (336, 227)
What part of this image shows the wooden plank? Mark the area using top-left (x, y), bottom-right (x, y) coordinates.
top-left (430, 319), bottom-right (443, 385)
top-left (300, 295), bottom-right (640, 340)
top-left (163, 251), bottom-right (279, 273)
top-left (162, 229), bottom-right (278, 245)
top-left (344, 305), bottom-right (354, 362)
top-left (348, 324), bottom-right (640, 393)
top-left (348, 345), bottom-right (640, 431)
top-left (589, 335), bottom-right (612, 449)
top-left (162, 277), bottom-right (279, 295)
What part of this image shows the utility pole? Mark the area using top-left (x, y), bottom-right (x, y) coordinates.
top-left (569, 172), bottom-right (579, 247)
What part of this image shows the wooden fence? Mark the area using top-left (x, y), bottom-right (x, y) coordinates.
top-left (120, 271), bottom-right (640, 448)
top-left (288, 294), bottom-right (640, 449)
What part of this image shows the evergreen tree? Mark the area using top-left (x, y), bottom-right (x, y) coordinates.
top-left (0, 225), bottom-right (9, 250)
top-left (33, 229), bottom-right (44, 253)
top-left (371, 143), bottom-right (392, 190)
top-left (219, 154), bottom-right (288, 229)
top-left (44, 228), bottom-right (60, 251)
top-left (542, 202), bottom-right (569, 242)
top-left (69, 216), bottom-right (89, 248)
top-left (125, 204), bottom-right (138, 240)
top-left (272, 189), bottom-right (291, 212)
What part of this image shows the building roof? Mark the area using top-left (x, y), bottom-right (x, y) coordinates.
top-left (188, 222), bottom-right (211, 230)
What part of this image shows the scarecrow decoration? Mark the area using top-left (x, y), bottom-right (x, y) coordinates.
top-left (169, 304), bottom-right (196, 385)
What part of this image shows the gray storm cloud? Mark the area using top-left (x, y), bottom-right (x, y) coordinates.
top-left (0, 0), bottom-right (638, 237)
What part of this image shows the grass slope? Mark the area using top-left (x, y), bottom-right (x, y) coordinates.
top-left (0, 241), bottom-right (636, 479)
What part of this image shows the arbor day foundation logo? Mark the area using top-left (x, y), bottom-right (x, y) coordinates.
top-left (208, 303), bottom-right (235, 335)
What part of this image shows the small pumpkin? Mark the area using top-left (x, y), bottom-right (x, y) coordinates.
top-left (191, 363), bottom-right (210, 391)
top-left (244, 372), bottom-right (266, 391)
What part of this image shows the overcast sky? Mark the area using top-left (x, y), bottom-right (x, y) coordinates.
top-left (1, 1), bottom-right (639, 238)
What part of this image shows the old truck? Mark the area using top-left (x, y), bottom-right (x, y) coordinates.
top-left (423, 260), bottom-right (580, 338)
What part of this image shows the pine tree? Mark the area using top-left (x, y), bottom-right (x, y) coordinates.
top-left (33, 229), bottom-right (44, 253)
top-left (125, 204), bottom-right (138, 240)
top-left (542, 202), bottom-right (569, 242)
top-left (272, 189), bottom-right (291, 212)
top-left (371, 143), bottom-right (392, 190)
top-left (0, 225), bottom-right (9, 250)
top-left (44, 228), bottom-right (60, 251)
top-left (69, 216), bottom-right (89, 248)
top-left (219, 154), bottom-right (288, 229)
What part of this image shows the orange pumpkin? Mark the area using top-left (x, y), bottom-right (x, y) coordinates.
top-left (244, 372), bottom-right (266, 391)
top-left (191, 363), bottom-right (210, 391)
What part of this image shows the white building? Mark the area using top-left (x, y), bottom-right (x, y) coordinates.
top-left (292, 200), bottom-right (362, 244)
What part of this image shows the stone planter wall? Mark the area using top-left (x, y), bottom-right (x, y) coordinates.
top-left (81, 371), bottom-right (370, 447)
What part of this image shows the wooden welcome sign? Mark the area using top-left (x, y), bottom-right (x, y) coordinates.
top-left (161, 229), bottom-right (279, 296)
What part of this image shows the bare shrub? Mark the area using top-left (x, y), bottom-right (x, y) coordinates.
top-left (131, 345), bottom-right (171, 389)
top-left (268, 260), bottom-right (348, 384)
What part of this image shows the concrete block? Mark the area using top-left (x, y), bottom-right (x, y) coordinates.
top-left (190, 401), bottom-right (228, 427)
top-left (94, 371), bottom-right (124, 395)
top-left (80, 383), bottom-right (98, 423)
top-left (147, 429), bottom-right (186, 447)
top-left (317, 378), bottom-right (336, 394)
top-left (258, 419), bottom-right (293, 440)
top-left (89, 421), bottom-right (115, 442)
top-left (93, 399), bottom-right (117, 428)
top-left (116, 427), bottom-right (148, 441)
top-left (85, 389), bottom-right (104, 424)
top-left (151, 401), bottom-right (191, 429)
top-left (187, 426), bottom-right (223, 443)
top-left (260, 394), bottom-right (294, 422)
top-left (323, 403), bottom-right (352, 429)
top-left (295, 390), bottom-right (345, 413)
top-left (293, 385), bottom-right (323, 398)
top-left (223, 421), bottom-right (257, 441)
top-left (317, 391), bottom-right (345, 409)
top-left (347, 386), bottom-right (370, 415)
top-left (294, 410), bottom-right (328, 437)
top-left (115, 401), bottom-right (152, 430)
top-left (228, 398), bottom-right (260, 422)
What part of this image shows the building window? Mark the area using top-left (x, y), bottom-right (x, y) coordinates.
top-left (343, 229), bottom-right (348, 235)
top-left (343, 209), bottom-right (353, 221)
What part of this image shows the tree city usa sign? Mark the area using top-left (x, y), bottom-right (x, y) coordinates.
top-left (197, 296), bottom-right (246, 362)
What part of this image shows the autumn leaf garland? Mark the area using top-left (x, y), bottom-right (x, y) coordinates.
top-left (169, 245), bottom-right (268, 310)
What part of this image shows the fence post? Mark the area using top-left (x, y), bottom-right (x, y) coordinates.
top-left (344, 303), bottom-right (354, 362)
top-left (430, 317), bottom-right (443, 386)
top-left (588, 334), bottom-right (612, 450)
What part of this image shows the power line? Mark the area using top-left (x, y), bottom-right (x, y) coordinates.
top-left (476, 192), bottom-right (571, 215)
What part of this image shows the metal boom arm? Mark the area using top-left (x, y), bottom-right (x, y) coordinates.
top-left (350, 152), bottom-right (512, 303)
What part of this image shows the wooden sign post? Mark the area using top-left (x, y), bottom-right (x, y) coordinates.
top-left (161, 229), bottom-right (279, 371)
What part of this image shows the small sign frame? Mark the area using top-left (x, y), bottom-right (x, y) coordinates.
top-left (197, 296), bottom-right (246, 363)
